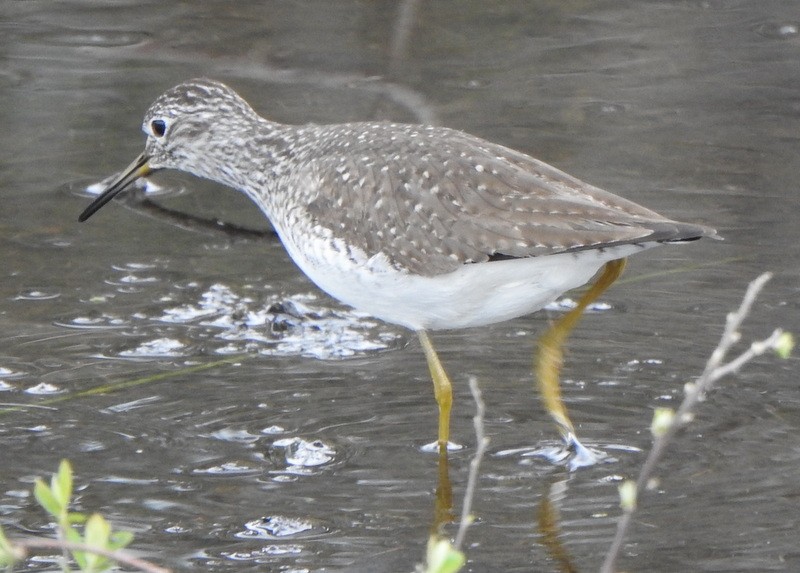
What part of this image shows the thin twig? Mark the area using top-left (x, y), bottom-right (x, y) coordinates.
top-left (701, 272), bottom-right (773, 376)
top-left (388, 0), bottom-right (422, 78)
top-left (10, 538), bottom-right (170, 573)
top-left (453, 376), bottom-right (490, 551)
top-left (601, 272), bottom-right (784, 573)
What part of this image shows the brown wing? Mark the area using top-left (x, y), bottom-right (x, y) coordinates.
top-left (301, 123), bottom-right (712, 276)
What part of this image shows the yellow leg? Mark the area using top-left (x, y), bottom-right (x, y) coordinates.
top-left (537, 479), bottom-right (579, 572)
top-left (433, 448), bottom-right (455, 530)
top-left (536, 258), bottom-right (627, 452)
top-left (418, 330), bottom-right (453, 450)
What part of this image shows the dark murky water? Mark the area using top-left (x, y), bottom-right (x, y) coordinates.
top-left (2, 2), bottom-right (799, 572)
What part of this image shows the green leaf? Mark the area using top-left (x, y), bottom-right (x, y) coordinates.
top-left (68, 511), bottom-right (88, 524)
top-left (84, 514), bottom-right (111, 548)
top-left (436, 551), bottom-right (466, 573)
top-left (33, 478), bottom-right (62, 518)
top-left (0, 526), bottom-right (18, 567)
top-left (0, 526), bottom-right (11, 552)
top-left (64, 523), bottom-right (83, 544)
top-left (83, 514), bottom-right (111, 573)
top-left (108, 530), bottom-right (134, 551)
top-left (64, 521), bottom-right (88, 569)
top-left (425, 537), bottom-right (465, 573)
top-left (775, 332), bottom-right (794, 359)
top-left (650, 407), bottom-right (675, 438)
top-left (71, 544), bottom-right (88, 571)
top-left (27, 461), bottom-right (135, 573)
top-left (53, 460), bottom-right (74, 509)
top-left (618, 480), bottom-right (638, 512)
top-left (0, 548), bottom-right (11, 568)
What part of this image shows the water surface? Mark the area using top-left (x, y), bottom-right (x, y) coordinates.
top-left (1, 2), bottom-right (799, 572)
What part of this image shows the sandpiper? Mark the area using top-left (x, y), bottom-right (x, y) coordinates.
top-left (79, 79), bottom-right (714, 461)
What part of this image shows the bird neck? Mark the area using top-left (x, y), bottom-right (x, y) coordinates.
top-left (199, 116), bottom-right (295, 193)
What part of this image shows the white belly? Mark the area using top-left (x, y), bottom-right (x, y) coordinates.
top-left (276, 224), bottom-right (649, 331)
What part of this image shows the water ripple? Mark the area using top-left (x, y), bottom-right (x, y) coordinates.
top-left (23, 383), bottom-right (62, 395)
top-left (40, 30), bottom-right (151, 48)
top-left (158, 284), bottom-right (400, 359)
top-left (753, 21), bottom-right (799, 39)
top-left (272, 437), bottom-right (336, 469)
top-left (13, 288), bottom-right (61, 301)
top-left (235, 515), bottom-right (324, 539)
top-left (118, 337), bottom-right (189, 358)
top-left (191, 460), bottom-right (261, 476)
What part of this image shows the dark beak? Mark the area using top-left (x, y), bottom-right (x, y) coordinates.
top-left (78, 152), bottom-right (153, 222)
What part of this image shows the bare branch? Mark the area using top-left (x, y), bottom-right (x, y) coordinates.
top-left (453, 376), bottom-right (490, 551)
top-left (601, 272), bottom-right (785, 573)
top-left (10, 538), bottom-right (170, 573)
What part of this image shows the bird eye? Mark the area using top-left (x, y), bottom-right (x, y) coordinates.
top-left (150, 119), bottom-right (167, 137)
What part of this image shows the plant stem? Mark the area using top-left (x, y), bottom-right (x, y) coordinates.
top-left (600, 272), bottom-right (784, 573)
top-left (11, 538), bottom-right (170, 573)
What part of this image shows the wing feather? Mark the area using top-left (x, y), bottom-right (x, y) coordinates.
top-left (299, 123), bottom-right (712, 276)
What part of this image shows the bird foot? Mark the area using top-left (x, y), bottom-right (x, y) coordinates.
top-left (420, 440), bottom-right (465, 454)
top-left (565, 434), bottom-right (612, 471)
